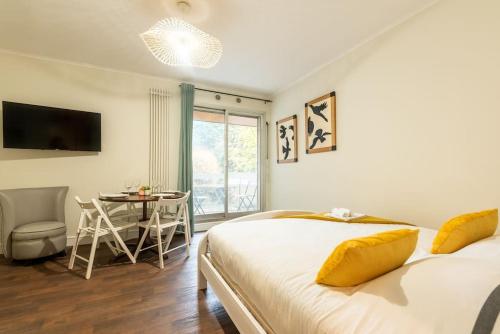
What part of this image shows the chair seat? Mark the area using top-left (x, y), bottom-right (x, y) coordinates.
top-left (12, 221), bottom-right (66, 241)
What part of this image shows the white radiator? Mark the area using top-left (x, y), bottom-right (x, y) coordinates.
top-left (149, 88), bottom-right (170, 191)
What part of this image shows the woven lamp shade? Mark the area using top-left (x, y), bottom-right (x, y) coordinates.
top-left (141, 17), bottom-right (222, 68)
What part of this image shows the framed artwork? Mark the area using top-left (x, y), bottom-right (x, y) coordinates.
top-left (305, 91), bottom-right (336, 154)
top-left (276, 115), bottom-right (298, 163)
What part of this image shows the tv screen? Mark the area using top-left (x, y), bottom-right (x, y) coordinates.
top-left (2, 101), bottom-right (101, 152)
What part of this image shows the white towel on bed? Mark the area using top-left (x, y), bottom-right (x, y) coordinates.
top-left (329, 208), bottom-right (366, 221)
top-left (330, 208), bottom-right (351, 218)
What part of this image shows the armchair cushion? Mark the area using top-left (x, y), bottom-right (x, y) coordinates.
top-left (12, 221), bottom-right (66, 241)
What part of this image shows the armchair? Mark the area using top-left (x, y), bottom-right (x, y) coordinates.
top-left (0, 186), bottom-right (68, 260)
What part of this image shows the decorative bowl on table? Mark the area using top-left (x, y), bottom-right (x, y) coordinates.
top-left (139, 186), bottom-right (151, 196)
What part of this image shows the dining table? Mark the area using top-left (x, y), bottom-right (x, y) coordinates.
top-left (99, 192), bottom-right (185, 258)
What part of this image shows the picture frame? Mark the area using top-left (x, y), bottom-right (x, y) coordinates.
top-left (276, 115), bottom-right (298, 163)
top-left (304, 91), bottom-right (336, 154)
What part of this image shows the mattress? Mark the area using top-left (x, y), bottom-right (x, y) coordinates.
top-left (207, 218), bottom-right (500, 334)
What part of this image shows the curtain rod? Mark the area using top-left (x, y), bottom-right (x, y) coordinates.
top-left (180, 85), bottom-right (272, 103)
top-left (195, 88), bottom-right (272, 103)
top-left (194, 105), bottom-right (226, 112)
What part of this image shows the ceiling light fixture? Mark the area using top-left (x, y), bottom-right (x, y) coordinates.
top-left (141, 1), bottom-right (223, 69)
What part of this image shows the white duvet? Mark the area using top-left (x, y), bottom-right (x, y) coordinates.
top-left (208, 218), bottom-right (500, 334)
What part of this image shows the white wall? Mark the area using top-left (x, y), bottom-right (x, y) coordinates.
top-left (0, 50), bottom-right (270, 238)
top-left (269, 0), bottom-right (500, 229)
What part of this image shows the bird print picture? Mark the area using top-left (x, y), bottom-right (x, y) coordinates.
top-left (305, 91), bottom-right (336, 154)
top-left (276, 115), bottom-right (298, 163)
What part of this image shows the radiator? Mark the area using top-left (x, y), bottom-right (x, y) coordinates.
top-left (149, 88), bottom-right (170, 191)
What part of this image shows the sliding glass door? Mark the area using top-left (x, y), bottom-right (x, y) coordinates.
top-left (227, 114), bottom-right (260, 213)
top-left (192, 108), bottom-right (262, 222)
top-left (192, 110), bottom-right (225, 216)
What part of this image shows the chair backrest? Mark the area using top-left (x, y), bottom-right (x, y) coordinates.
top-left (150, 191), bottom-right (190, 223)
top-left (74, 196), bottom-right (111, 227)
top-left (0, 186), bottom-right (68, 259)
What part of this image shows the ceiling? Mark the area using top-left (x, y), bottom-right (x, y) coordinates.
top-left (0, 0), bottom-right (434, 95)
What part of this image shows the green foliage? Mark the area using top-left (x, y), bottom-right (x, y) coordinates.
top-left (193, 120), bottom-right (224, 171)
top-left (228, 125), bottom-right (257, 173)
top-left (193, 120), bottom-right (257, 174)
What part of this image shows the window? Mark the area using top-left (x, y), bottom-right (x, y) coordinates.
top-left (192, 109), bottom-right (262, 222)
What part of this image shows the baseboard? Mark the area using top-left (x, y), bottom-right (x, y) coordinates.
top-left (66, 230), bottom-right (140, 247)
top-left (65, 228), bottom-right (191, 247)
top-left (0, 235), bottom-right (140, 253)
top-left (194, 221), bottom-right (222, 232)
top-left (1, 225), bottom-right (211, 254)
top-left (1, 226), bottom-right (212, 251)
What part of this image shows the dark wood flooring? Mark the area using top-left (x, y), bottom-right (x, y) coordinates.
top-left (0, 233), bottom-right (238, 334)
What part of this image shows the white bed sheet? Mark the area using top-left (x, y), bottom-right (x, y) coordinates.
top-left (208, 218), bottom-right (500, 334)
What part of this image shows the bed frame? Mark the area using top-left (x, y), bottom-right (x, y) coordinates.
top-left (197, 210), bottom-right (313, 334)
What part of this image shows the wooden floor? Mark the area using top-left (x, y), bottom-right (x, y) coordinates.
top-left (0, 233), bottom-right (238, 334)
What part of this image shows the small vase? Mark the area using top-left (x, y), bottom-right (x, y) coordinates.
top-left (138, 189), bottom-right (145, 196)
top-left (145, 189), bottom-right (152, 196)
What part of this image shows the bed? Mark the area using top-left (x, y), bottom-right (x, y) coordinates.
top-left (198, 211), bottom-right (500, 334)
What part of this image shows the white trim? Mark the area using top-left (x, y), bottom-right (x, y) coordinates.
top-left (0, 233), bottom-right (137, 253)
top-left (0, 48), bottom-right (183, 84)
top-left (66, 230), bottom-right (139, 247)
top-left (197, 210), bottom-right (313, 334)
top-left (0, 48), bottom-right (272, 98)
top-left (274, 0), bottom-right (440, 95)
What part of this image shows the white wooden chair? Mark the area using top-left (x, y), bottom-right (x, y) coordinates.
top-left (134, 191), bottom-right (191, 269)
top-left (68, 197), bottom-right (137, 279)
top-left (102, 200), bottom-right (141, 223)
top-left (101, 200), bottom-right (140, 242)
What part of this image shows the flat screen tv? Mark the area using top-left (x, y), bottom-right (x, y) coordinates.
top-left (2, 101), bottom-right (101, 152)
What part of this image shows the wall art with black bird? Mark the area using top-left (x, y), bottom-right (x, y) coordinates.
top-left (276, 115), bottom-right (298, 163)
top-left (304, 91), bottom-right (336, 154)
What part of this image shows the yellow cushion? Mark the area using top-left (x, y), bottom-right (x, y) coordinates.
top-left (316, 229), bottom-right (419, 287)
top-left (431, 209), bottom-right (498, 254)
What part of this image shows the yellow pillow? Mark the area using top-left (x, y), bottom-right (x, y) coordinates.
top-left (431, 209), bottom-right (498, 254)
top-left (316, 229), bottom-right (419, 287)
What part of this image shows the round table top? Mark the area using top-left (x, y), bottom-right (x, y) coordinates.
top-left (99, 192), bottom-right (184, 203)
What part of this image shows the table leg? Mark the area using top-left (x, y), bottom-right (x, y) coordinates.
top-left (114, 202), bottom-right (151, 261)
top-left (136, 201), bottom-right (150, 251)
top-left (142, 202), bottom-right (148, 221)
top-left (113, 200), bottom-right (167, 261)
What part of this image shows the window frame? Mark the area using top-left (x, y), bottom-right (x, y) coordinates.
top-left (192, 106), bottom-right (267, 224)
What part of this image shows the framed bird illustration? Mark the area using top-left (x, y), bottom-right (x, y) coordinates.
top-left (305, 91), bottom-right (336, 154)
top-left (276, 115), bottom-right (298, 163)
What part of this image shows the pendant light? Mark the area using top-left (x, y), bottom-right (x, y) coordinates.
top-left (141, 1), bottom-right (223, 68)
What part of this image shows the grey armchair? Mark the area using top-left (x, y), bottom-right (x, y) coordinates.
top-left (0, 186), bottom-right (68, 260)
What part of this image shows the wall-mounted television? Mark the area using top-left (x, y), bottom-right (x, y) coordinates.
top-left (2, 101), bottom-right (101, 152)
